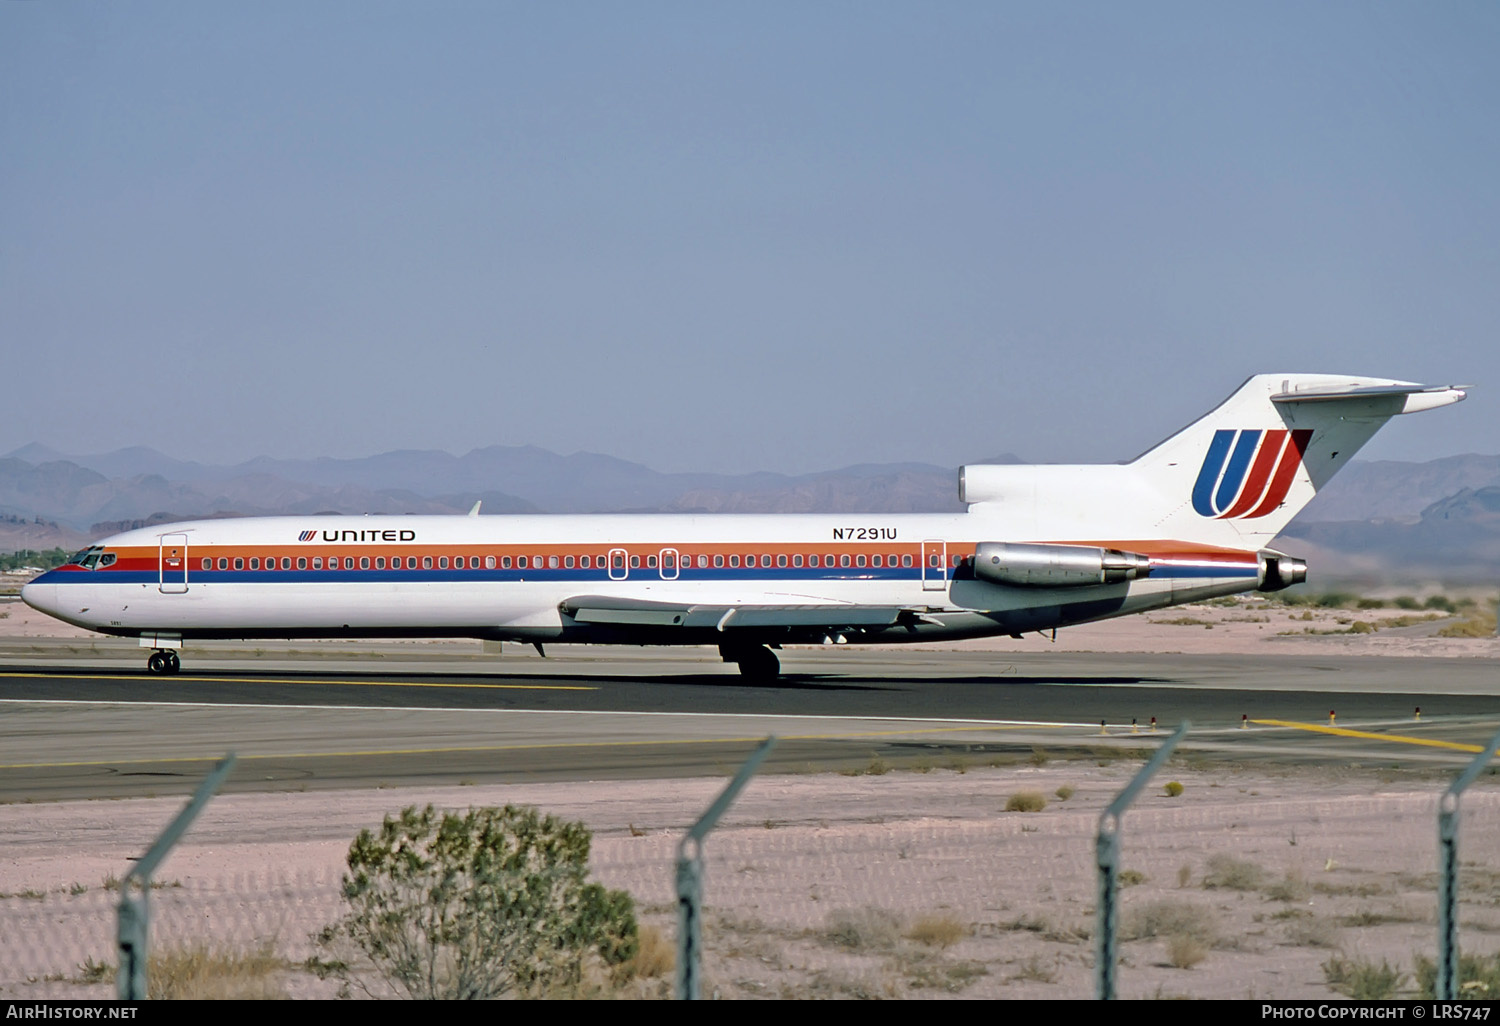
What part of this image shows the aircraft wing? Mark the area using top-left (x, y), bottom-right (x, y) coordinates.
top-left (559, 595), bottom-right (932, 631)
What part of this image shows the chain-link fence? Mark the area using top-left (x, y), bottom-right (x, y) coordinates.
top-left (3, 755), bottom-right (1499, 1000)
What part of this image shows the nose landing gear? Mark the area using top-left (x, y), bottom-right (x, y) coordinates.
top-left (147, 650), bottom-right (181, 675)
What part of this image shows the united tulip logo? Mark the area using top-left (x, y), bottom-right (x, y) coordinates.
top-left (1191, 429), bottom-right (1312, 519)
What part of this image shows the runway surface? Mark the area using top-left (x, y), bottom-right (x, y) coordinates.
top-left (3, 644), bottom-right (1499, 800)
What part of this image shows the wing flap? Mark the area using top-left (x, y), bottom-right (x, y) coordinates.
top-left (561, 595), bottom-right (911, 631)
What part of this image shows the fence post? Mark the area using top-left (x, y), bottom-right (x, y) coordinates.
top-left (1096, 722), bottom-right (1188, 1000)
top-left (1437, 728), bottom-right (1500, 999)
top-left (116, 754), bottom-right (236, 1000)
top-left (676, 736), bottom-right (776, 1000)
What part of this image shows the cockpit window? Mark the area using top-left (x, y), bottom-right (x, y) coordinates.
top-left (98, 553), bottom-right (117, 568)
top-left (68, 546), bottom-right (105, 570)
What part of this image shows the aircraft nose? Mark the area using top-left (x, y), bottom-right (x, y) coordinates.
top-left (20, 580), bottom-right (58, 617)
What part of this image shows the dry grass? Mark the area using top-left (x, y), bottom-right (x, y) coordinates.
top-left (1281, 916), bottom-right (1341, 949)
top-left (1166, 932), bottom-right (1209, 969)
top-left (626, 924), bottom-right (674, 978)
top-left (1323, 955), bottom-right (1405, 1000)
top-left (1005, 791), bottom-right (1047, 813)
top-left (905, 914), bottom-right (968, 949)
top-left (823, 907), bottom-right (904, 951)
top-left (1202, 854), bottom-right (1268, 891)
top-left (149, 942), bottom-right (287, 1000)
top-left (1121, 900), bottom-right (1217, 946)
top-left (1265, 869), bottom-right (1310, 902)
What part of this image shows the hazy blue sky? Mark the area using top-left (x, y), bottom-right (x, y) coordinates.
top-left (3, 2), bottom-right (1495, 474)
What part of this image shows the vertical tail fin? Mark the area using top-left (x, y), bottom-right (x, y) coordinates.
top-left (1135, 374), bottom-right (1467, 547)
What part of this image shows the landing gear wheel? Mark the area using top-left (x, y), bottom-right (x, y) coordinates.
top-left (147, 650), bottom-right (181, 675)
top-left (737, 646), bottom-right (780, 681)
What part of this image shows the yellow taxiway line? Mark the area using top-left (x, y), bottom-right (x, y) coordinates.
top-left (1252, 719), bottom-right (1487, 754)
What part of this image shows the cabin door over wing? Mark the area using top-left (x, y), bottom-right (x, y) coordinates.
top-left (921, 539), bottom-right (947, 592)
top-left (658, 548), bottom-right (679, 581)
top-left (159, 533), bottom-right (189, 594)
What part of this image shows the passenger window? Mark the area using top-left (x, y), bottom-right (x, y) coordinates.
top-left (332, 558), bottom-right (341, 571)
top-left (697, 555), bottom-right (708, 568)
top-left (630, 555), bottom-right (640, 568)
top-left (855, 554), bottom-right (866, 568)
top-left (439, 557), bottom-right (449, 569)
top-left (777, 554), bottom-right (787, 568)
top-left (486, 555), bottom-right (496, 569)
top-left (312, 557), bottom-right (322, 570)
top-left (809, 554), bottom-right (819, 568)
top-left (825, 553), bottom-right (835, 566)
top-left (218, 558), bottom-right (228, 570)
top-left (298, 557), bottom-right (308, 570)
top-left (647, 555), bottom-right (658, 569)
top-left (713, 554), bottom-right (724, 568)
top-left (840, 554), bottom-right (851, 568)
top-left (564, 555), bottom-right (575, 569)
top-left (662, 554), bottom-right (673, 569)
top-left (793, 554), bottom-right (803, 568)
top-left (729, 555), bottom-right (739, 568)
top-left (281, 557), bottom-right (289, 570)
top-left (202, 558), bottom-right (212, 570)
top-left (452, 556), bottom-right (463, 569)
top-left (517, 556), bottom-right (527, 569)
top-left (361, 556), bottom-right (371, 570)
top-left (423, 556), bottom-right (433, 569)
top-left (549, 555), bottom-right (559, 569)
top-left (871, 555), bottom-right (881, 568)
top-left (376, 557), bottom-right (385, 569)
top-left (580, 555), bottom-right (590, 569)
top-left (502, 556), bottom-right (512, 569)
top-left (902, 554), bottom-right (913, 568)
top-left (249, 558), bottom-right (259, 570)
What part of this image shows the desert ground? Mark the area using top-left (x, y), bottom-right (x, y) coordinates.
top-left (1, 581), bottom-right (1498, 1000)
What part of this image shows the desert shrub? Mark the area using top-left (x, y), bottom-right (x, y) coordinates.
top-left (1414, 951), bottom-right (1500, 998)
top-left (1120, 900), bottom-right (1217, 945)
top-left (1265, 870), bottom-right (1310, 902)
top-left (1005, 791), bottom-right (1047, 812)
top-left (1202, 854), bottom-right (1267, 891)
top-left (1323, 956), bottom-right (1405, 999)
top-left (1119, 869), bottom-right (1147, 887)
top-left (1166, 932), bottom-right (1208, 969)
top-left (1054, 784), bottom-right (1075, 801)
top-left (824, 907), bottom-right (903, 951)
top-left (312, 804), bottom-right (638, 999)
top-left (1425, 594), bottom-right (1458, 613)
top-left (1163, 781), bottom-right (1184, 798)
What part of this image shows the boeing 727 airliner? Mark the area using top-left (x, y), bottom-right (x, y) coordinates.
top-left (21, 374), bottom-right (1467, 677)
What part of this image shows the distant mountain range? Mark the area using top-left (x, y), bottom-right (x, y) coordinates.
top-left (3, 443), bottom-right (1498, 583)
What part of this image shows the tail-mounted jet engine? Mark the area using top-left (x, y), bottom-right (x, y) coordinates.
top-left (1257, 551), bottom-right (1308, 592)
top-left (973, 542), bottom-right (1152, 588)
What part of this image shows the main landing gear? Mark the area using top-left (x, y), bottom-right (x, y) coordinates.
top-left (147, 650), bottom-right (181, 675)
top-left (719, 643), bottom-right (780, 681)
